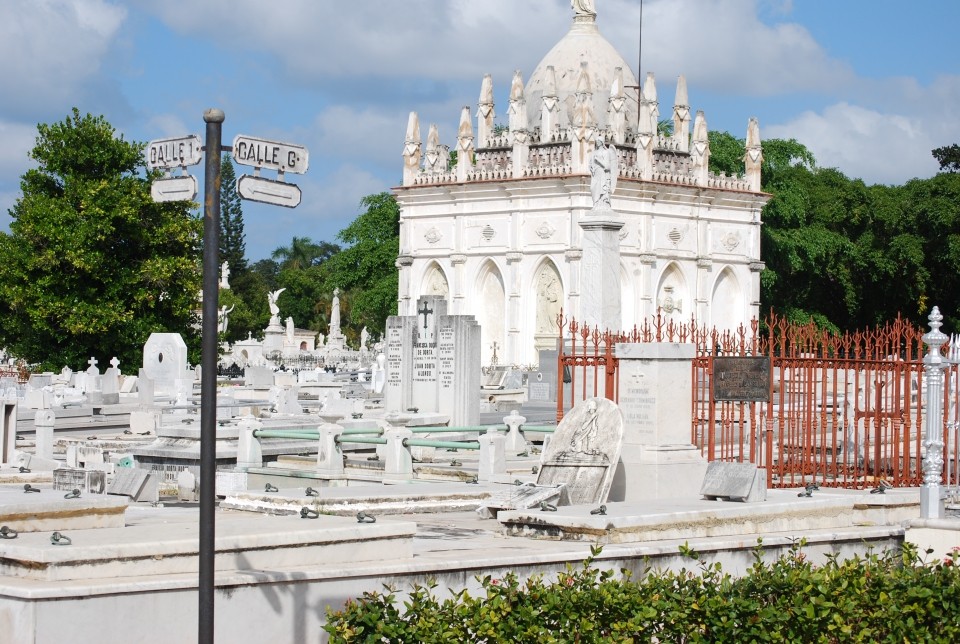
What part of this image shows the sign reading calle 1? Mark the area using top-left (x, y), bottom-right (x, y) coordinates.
top-left (146, 135), bottom-right (203, 170)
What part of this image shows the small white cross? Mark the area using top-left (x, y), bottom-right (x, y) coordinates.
top-left (109, 357), bottom-right (120, 370)
top-left (87, 357), bottom-right (98, 369)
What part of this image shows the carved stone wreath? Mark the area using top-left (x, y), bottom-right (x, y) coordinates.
top-left (424, 227), bottom-right (442, 244)
top-left (721, 231), bottom-right (741, 252)
top-left (536, 221), bottom-right (555, 240)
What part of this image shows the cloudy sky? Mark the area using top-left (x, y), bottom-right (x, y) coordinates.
top-left (1, 0), bottom-right (957, 260)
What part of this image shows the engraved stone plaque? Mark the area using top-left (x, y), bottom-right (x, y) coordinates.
top-left (713, 357), bottom-right (771, 402)
top-left (700, 461), bottom-right (766, 502)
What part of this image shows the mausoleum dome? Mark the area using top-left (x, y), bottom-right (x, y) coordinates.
top-left (524, 13), bottom-right (639, 133)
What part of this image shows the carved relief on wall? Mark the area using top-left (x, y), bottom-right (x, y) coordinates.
top-left (424, 266), bottom-right (449, 298)
top-left (658, 286), bottom-right (682, 314)
top-left (536, 221), bottom-right (556, 240)
top-left (720, 231), bottom-right (742, 252)
top-left (535, 263), bottom-right (563, 334)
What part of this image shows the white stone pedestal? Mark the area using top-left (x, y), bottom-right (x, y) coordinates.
top-left (263, 323), bottom-right (284, 354)
top-left (610, 342), bottom-right (708, 501)
top-left (579, 212), bottom-right (624, 332)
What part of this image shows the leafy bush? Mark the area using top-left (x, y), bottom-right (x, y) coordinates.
top-left (325, 541), bottom-right (960, 643)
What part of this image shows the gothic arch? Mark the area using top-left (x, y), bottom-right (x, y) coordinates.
top-left (475, 260), bottom-right (505, 366)
top-left (655, 262), bottom-right (689, 322)
top-left (711, 266), bottom-right (743, 332)
top-left (421, 262), bottom-right (449, 299)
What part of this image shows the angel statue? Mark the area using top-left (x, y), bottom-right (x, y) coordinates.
top-left (268, 288), bottom-right (286, 316)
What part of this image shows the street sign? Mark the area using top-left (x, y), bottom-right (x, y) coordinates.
top-left (232, 135), bottom-right (308, 174)
top-left (146, 135), bottom-right (203, 169)
top-left (237, 175), bottom-right (302, 208)
top-left (151, 175), bottom-right (198, 203)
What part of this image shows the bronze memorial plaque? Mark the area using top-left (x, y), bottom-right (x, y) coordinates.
top-left (713, 357), bottom-right (771, 402)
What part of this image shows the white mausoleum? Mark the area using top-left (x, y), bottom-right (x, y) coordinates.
top-left (394, 2), bottom-right (770, 368)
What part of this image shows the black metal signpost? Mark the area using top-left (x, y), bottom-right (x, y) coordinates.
top-left (146, 110), bottom-right (307, 643)
top-left (198, 108), bottom-right (223, 644)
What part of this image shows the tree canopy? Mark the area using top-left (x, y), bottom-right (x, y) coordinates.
top-left (0, 109), bottom-right (202, 370)
top-left (708, 131), bottom-right (960, 331)
top-left (933, 144), bottom-right (960, 173)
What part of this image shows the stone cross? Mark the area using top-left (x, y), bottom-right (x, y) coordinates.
top-left (109, 357), bottom-right (120, 370)
top-left (87, 357), bottom-right (98, 370)
top-left (418, 300), bottom-right (434, 330)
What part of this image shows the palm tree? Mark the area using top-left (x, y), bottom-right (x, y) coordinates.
top-left (271, 236), bottom-right (340, 270)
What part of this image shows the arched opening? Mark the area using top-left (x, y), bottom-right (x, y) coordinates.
top-left (422, 262), bottom-right (449, 299)
top-left (533, 260), bottom-right (563, 352)
top-left (711, 267), bottom-right (743, 333)
top-left (475, 261), bottom-right (505, 367)
top-left (656, 263), bottom-right (688, 324)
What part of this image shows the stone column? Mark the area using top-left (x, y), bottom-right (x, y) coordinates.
top-left (696, 258), bottom-right (712, 322)
top-left (921, 307), bottom-right (948, 519)
top-left (503, 409), bottom-right (528, 455)
top-left (638, 254), bottom-right (656, 319)
top-left (749, 261), bottom-right (765, 321)
top-left (396, 254), bottom-right (414, 316)
top-left (316, 424), bottom-right (345, 476)
top-left (563, 248), bottom-right (582, 320)
top-left (383, 428), bottom-right (414, 481)
top-left (579, 212), bottom-right (624, 332)
top-left (478, 430), bottom-right (506, 482)
top-left (236, 416), bottom-right (263, 470)
top-left (1, 400), bottom-right (17, 465)
top-left (505, 251), bottom-right (522, 366)
top-left (34, 409), bottom-right (56, 461)
top-left (450, 254), bottom-right (467, 315)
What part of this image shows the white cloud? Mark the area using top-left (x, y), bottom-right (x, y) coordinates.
top-left (139, 0), bottom-right (563, 84)
top-left (600, 0), bottom-right (854, 97)
top-left (766, 103), bottom-right (940, 184)
top-left (0, 0), bottom-right (126, 116)
top-left (143, 113), bottom-right (192, 140)
top-left (0, 120), bottom-right (37, 180)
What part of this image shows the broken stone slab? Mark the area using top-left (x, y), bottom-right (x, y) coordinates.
top-left (700, 461), bottom-right (767, 502)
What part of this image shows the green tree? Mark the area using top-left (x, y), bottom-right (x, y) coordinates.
top-left (0, 108), bottom-right (202, 370)
top-left (932, 144), bottom-right (960, 173)
top-left (218, 154), bottom-right (246, 273)
top-left (318, 192), bottom-right (400, 339)
top-left (271, 236), bottom-right (340, 270)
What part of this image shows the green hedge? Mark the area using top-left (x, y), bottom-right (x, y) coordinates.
top-left (325, 541), bottom-right (960, 643)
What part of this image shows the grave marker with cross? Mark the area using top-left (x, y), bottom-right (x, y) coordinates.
top-left (383, 295), bottom-right (481, 427)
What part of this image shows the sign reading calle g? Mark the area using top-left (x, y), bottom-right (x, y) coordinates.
top-left (231, 135), bottom-right (309, 174)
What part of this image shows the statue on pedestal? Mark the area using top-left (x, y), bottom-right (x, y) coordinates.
top-left (330, 288), bottom-right (342, 335)
top-left (590, 135), bottom-right (618, 210)
top-left (572, 0), bottom-right (596, 18)
top-left (219, 262), bottom-right (230, 289)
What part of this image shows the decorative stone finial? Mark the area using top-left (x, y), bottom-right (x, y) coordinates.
top-left (744, 117), bottom-right (763, 192)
